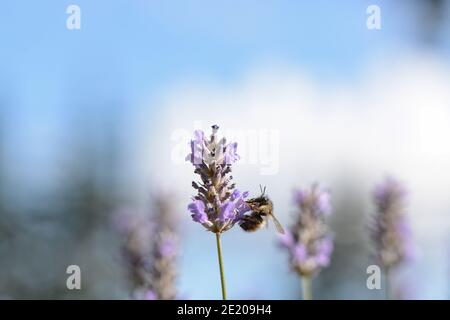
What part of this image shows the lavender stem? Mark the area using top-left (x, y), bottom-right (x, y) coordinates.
top-left (215, 233), bottom-right (227, 300)
top-left (385, 267), bottom-right (391, 300)
top-left (302, 276), bottom-right (312, 300)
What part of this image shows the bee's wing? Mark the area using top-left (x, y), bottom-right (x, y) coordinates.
top-left (268, 214), bottom-right (285, 234)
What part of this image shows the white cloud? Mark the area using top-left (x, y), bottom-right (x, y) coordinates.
top-left (141, 53), bottom-right (450, 226)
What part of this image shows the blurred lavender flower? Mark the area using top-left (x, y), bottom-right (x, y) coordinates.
top-left (371, 176), bottom-right (414, 270)
top-left (114, 196), bottom-right (178, 300)
top-left (186, 125), bottom-right (250, 300)
top-left (280, 184), bottom-right (334, 276)
top-left (186, 125), bottom-right (250, 234)
top-left (279, 184), bottom-right (333, 299)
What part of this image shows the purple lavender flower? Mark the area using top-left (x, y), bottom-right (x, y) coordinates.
top-left (279, 184), bottom-right (334, 277)
top-left (186, 125), bottom-right (251, 300)
top-left (371, 176), bottom-right (414, 270)
top-left (132, 289), bottom-right (157, 300)
top-left (115, 196), bottom-right (178, 300)
top-left (186, 125), bottom-right (250, 234)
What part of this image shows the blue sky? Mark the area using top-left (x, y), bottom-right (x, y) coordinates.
top-left (2, 0), bottom-right (447, 109)
top-left (2, 0), bottom-right (448, 176)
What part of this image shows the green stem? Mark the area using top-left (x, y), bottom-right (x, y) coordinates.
top-left (215, 233), bottom-right (227, 300)
top-left (385, 268), bottom-right (390, 300)
top-left (302, 276), bottom-right (312, 300)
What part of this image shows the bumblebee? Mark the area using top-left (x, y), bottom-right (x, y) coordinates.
top-left (239, 186), bottom-right (285, 234)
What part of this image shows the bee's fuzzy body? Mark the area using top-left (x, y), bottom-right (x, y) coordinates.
top-left (239, 189), bottom-right (285, 234)
top-left (239, 213), bottom-right (267, 232)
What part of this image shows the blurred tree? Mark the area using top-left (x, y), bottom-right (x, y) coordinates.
top-left (0, 99), bottom-right (128, 298)
top-left (415, 0), bottom-right (447, 45)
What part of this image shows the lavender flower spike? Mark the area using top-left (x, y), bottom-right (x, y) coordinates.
top-left (371, 176), bottom-right (413, 270)
top-left (186, 125), bottom-right (250, 234)
top-left (279, 184), bottom-right (333, 299)
top-left (115, 196), bottom-right (178, 300)
top-left (186, 125), bottom-right (250, 300)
